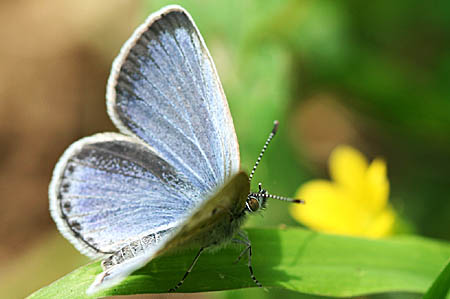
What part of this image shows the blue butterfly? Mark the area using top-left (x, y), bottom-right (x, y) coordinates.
top-left (49, 5), bottom-right (303, 295)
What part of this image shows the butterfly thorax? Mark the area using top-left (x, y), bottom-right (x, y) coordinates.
top-left (176, 172), bottom-right (250, 249)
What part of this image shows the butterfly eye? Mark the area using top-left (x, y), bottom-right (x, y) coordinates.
top-left (246, 196), bottom-right (260, 212)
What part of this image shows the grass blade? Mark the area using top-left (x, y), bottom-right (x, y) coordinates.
top-left (28, 227), bottom-right (450, 298)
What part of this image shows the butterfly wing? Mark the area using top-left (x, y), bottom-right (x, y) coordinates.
top-left (87, 171), bottom-right (250, 295)
top-left (50, 5), bottom-right (240, 257)
top-left (107, 5), bottom-right (240, 193)
top-left (49, 133), bottom-right (203, 258)
top-left (50, 4), bottom-right (244, 294)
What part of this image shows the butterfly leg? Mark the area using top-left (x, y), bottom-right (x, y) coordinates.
top-left (232, 231), bottom-right (262, 287)
top-left (169, 247), bottom-right (205, 292)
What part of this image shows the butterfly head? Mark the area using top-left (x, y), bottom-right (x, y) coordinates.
top-left (245, 182), bottom-right (303, 213)
top-left (245, 184), bottom-right (268, 213)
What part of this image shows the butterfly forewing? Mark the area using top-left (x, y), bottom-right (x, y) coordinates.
top-left (107, 6), bottom-right (239, 192)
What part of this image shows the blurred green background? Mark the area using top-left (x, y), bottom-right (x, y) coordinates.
top-left (0, 0), bottom-right (448, 298)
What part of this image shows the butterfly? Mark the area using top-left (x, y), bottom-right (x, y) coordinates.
top-left (49, 5), bottom-right (303, 295)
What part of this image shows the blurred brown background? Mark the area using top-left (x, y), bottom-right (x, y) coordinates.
top-left (0, 1), bottom-right (143, 296)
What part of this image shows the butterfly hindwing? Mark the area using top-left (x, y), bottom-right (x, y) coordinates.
top-left (49, 133), bottom-right (202, 258)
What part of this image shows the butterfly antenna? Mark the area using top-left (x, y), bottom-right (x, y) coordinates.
top-left (249, 120), bottom-right (279, 183)
top-left (262, 192), bottom-right (305, 204)
top-left (249, 183), bottom-right (304, 204)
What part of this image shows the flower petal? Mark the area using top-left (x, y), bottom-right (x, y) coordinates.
top-left (365, 158), bottom-right (389, 213)
top-left (329, 145), bottom-right (368, 195)
top-left (291, 180), bottom-right (363, 235)
top-left (364, 207), bottom-right (395, 238)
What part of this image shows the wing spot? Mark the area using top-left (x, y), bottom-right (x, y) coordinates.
top-left (63, 201), bottom-right (71, 213)
top-left (86, 237), bottom-right (98, 248)
top-left (67, 165), bottom-right (75, 173)
top-left (62, 183), bottom-right (70, 192)
top-left (70, 221), bottom-right (82, 232)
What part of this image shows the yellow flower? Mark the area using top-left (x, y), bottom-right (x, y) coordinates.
top-left (291, 145), bottom-right (395, 238)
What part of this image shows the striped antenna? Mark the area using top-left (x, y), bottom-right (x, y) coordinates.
top-left (262, 193), bottom-right (305, 204)
top-left (249, 183), bottom-right (304, 204)
top-left (249, 120), bottom-right (279, 183)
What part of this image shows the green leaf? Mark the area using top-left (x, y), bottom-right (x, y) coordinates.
top-left (28, 227), bottom-right (450, 298)
top-left (423, 259), bottom-right (450, 299)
